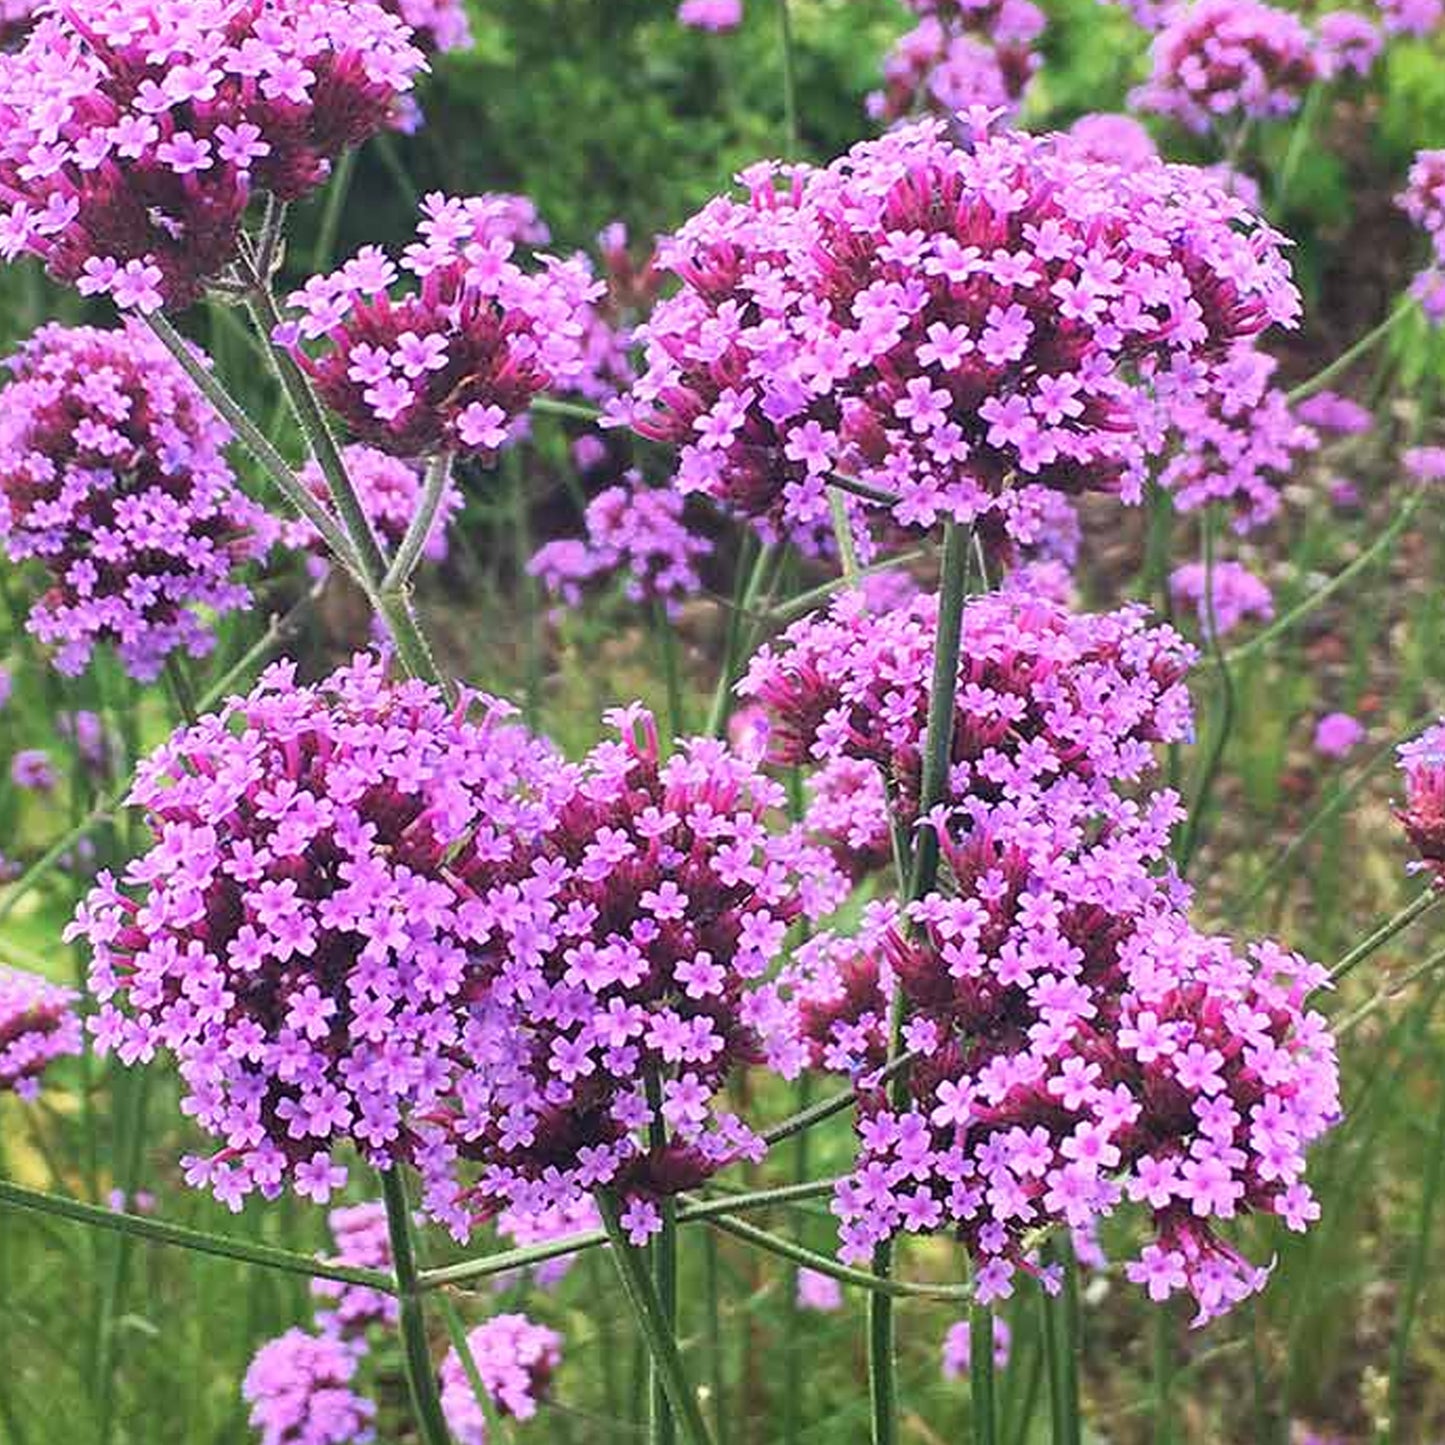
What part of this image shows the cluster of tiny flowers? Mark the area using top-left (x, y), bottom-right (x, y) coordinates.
top-left (439, 1314), bottom-right (563, 1437)
top-left (1169, 559), bottom-right (1274, 637)
top-left (1158, 347), bottom-right (1317, 533)
top-left (1315, 12), bottom-right (1382, 77)
top-left (310, 1203), bottom-right (398, 1340)
top-left (1397, 722), bottom-right (1445, 881)
top-left (616, 117), bottom-right (1300, 553)
top-left (1314, 712), bottom-right (1365, 758)
top-left (278, 192), bottom-right (601, 459)
top-left (0, 321), bottom-right (275, 681)
top-left (493, 1195), bottom-right (601, 1290)
top-left (384, 0), bottom-right (473, 53)
top-left (242, 1329), bottom-right (375, 1445)
top-left (69, 653), bottom-right (569, 1210)
top-left (867, 3), bottom-right (1044, 126)
top-left (1294, 389), bottom-right (1372, 435)
top-left (942, 1315), bottom-right (1011, 1377)
top-left (416, 706), bottom-right (846, 1241)
top-left (282, 444), bottom-right (461, 570)
top-left (0, 0), bottom-right (36, 50)
top-left (805, 756), bottom-right (896, 885)
top-left (0, 966), bottom-right (81, 1100)
top-left (1377, 0), bottom-right (1442, 35)
top-left (1132, 0), bottom-right (1318, 134)
top-left (796, 1266), bottom-right (844, 1310)
top-left (1400, 151), bottom-right (1445, 324)
top-left (1066, 113), bottom-right (1160, 167)
top-left (678, 0), bottom-right (744, 29)
top-left (741, 589), bottom-right (1197, 835)
top-left (0, 0), bottom-right (426, 313)
top-left (1405, 444), bottom-right (1445, 483)
top-left (10, 748), bottom-right (55, 790)
top-left (529, 472), bottom-right (711, 618)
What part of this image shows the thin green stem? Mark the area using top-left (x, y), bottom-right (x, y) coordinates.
top-left (1287, 297), bottom-right (1418, 404)
top-left (530, 394), bottom-right (605, 423)
top-left (1327, 889), bottom-right (1443, 987)
top-left (1336, 942), bottom-right (1445, 1037)
top-left (766, 549), bottom-right (928, 626)
top-left (1060, 1247), bottom-right (1083, 1445)
top-left (383, 453), bottom-right (455, 591)
top-left (0, 1180), bottom-right (394, 1291)
top-left (971, 1307), bottom-right (998, 1445)
top-left (438, 1294), bottom-right (507, 1440)
top-left (761, 1051), bottom-right (919, 1146)
top-left (1272, 83), bottom-right (1323, 213)
top-left (655, 601), bottom-right (687, 740)
top-left (312, 149), bottom-right (357, 273)
top-left (596, 1192), bottom-right (715, 1445)
top-left (706, 539), bottom-right (776, 738)
top-left (380, 1169), bottom-right (455, 1445)
top-left (646, 1072), bottom-right (679, 1445)
top-left (829, 487), bottom-right (861, 585)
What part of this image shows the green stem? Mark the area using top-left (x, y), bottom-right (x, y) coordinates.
top-left (595, 1192), bottom-right (715, 1445)
top-left (829, 487), bottom-right (861, 586)
top-left (1286, 297), bottom-right (1418, 404)
top-left (312, 149), bottom-right (357, 273)
top-left (0, 1180), bottom-right (394, 1292)
top-left (971, 1307), bottom-right (998, 1445)
top-left (530, 394), bottom-right (605, 424)
top-left (1327, 889), bottom-right (1443, 987)
top-left (383, 453), bottom-right (455, 591)
top-left (380, 1169), bottom-right (455, 1445)
top-left (655, 601), bottom-right (687, 741)
top-left (1336, 942), bottom-right (1445, 1037)
top-left (646, 1072), bottom-right (679, 1445)
top-left (1272, 83), bottom-right (1323, 214)
top-left (767, 549), bottom-right (928, 626)
top-left (706, 539), bottom-right (775, 738)
top-left (438, 1294), bottom-right (507, 1440)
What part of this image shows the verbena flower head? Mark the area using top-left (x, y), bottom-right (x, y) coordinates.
top-left (1132, 0), bottom-right (1318, 134)
top-left (678, 0), bottom-right (744, 28)
top-left (1066, 113), bottom-right (1159, 166)
top-left (1404, 445), bottom-right (1445, 483)
top-left (618, 117), bottom-right (1300, 552)
top-left (943, 1314), bottom-right (1011, 1376)
top-left (1398, 722), bottom-right (1445, 881)
top-left (741, 589), bottom-right (1197, 835)
top-left (0, 0), bottom-right (37, 49)
top-left (1316, 11), bottom-right (1382, 76)
top-left (439, 1314), bottom-right (563, 1435)
top-left (1401, 150), bottom-right (1445, 322)
top-left (282, 444), bottom-right (461, 568)
top-left (0, 321), bottom-right (274, 680)
top-left (278, 192), bottom-right (601, 459)
top-left (11, 748), bottom-right (55, 790)
top-left (310, 1202), bottom-right (398, 1340)
top-left (416, 706), bottom-right (846, 1240)
top-left (1377, 0), bottom-right (1442, 34)
top-left (69, 653), bottom-right (569, 1211)
top-left (805, 756), bottom-right (896, 885)
top-left (796, 1266), bottom-right (844, 1310)
top-left (1169, 559), bottom-right (1274, 637)
top-left (384, 0), bottom-right (472, 53)
top-left (0, 0), bottom-right (426, 312)
top-left (1294, 389), bottom-right (1372, 435)
top-left (0, 966), bottom-right (81, 1100)
top-left (242, 1328), bottom-right (375, 1445)
top-left (1313, 712), bottom-right (1364, 758)
top-left (529, 471), bottom-right (711, 618)
top-left (494, 1195), bottom-right (601, 1290)
top-left (1158, 346), bottom-right (1317, 533)
top-left (792, 872), bottom-right (1339, 1323)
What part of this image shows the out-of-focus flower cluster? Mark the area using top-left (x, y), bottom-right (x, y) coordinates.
top-left (1132, 0), bottom-right (1318, 134)
top-left (279, 193), bottom-right (601, 459)
top-left (70, 654), bottom-right (568, 1210)
top-left (243, 1329), bottom-right (376, 1445)
top-left (1398, 722), bottom-right (1445, 882)
top-left (439, 1314), bottom-right (563, 1437)
top-left (1159, 347), bottom-right (1317, 533)
top-left (0, 0), bottom-right (427, 312)
top-left (0, 321), bottom-right (275, 681)
top-left (867, 1), bottom-right (1045, 126)
top-left (0, 966), bottom-right (81, 1100)
top-left (384, 0), bottom-right (472, 54)
top-left (1315, 11), bottom-right (1382, 78)
top-left (418, 705), bottom-right (846, 1241)
top-left (530, 472), bottom-right (711, 618)
top-left (942, 1314), bottom-right (1011, 1376)
top-left (282, 445), bottom-right (461, 571)
top-left (678, 0), bottom-right (744, 29)
top-left (310, 1203), bottom-right (398, 1340)
top-left (745, 591), bottom-right (1339, 1325)
top-left (616, 118), bottom-right (1300, 556)
top-left (1377, 0), bottom-right (1442, 36)
top-left (1169, 559), bottom-right (1274, 637)
top-left (1400, 150), bottom-right (1445, 324)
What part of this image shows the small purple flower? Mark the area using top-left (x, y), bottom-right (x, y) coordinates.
top-left (1404, 445), bottom-right (1445, 483)
top-left (1313, 712), bottom-right (1365, 758)
top-left (796, 1267), bottom-right (844, 1311)
top-left (242, 1329), bottom-right (376, 1445)
top-left (678, 0), bottom-right (744, 28)
top-left (1398, 722), bottom-right (1445, 881)
top-left (439, 1314), bottom-right (563, 1435)
top-left (0, 966), bottom-right (81, 1100)
top-left (1294, 390), bottom-right (1373, 435)
top-left (10, 748), bottom-right (55, 791)
top-left (942, 1315), bottom-right (1011, 1377)
top-left (1170, 560), bottom-right (1274, 637)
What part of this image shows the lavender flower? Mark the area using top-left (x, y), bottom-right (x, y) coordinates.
top-left (1316, 12), bottom-right (1382, 76)
top-left (0, 966), bottom-right (81, 1100)
top-left (796, 1267), bottom-right (844, 1311)
top-left (1294, 390), bottom-right (1372, 435)
top-left (10, 748), bottom-right (55, 791)
top-left (942, 1315), bottom-right (1011, 1376)
top-left (439, 1314), bottom-right (563, 1435)
top-left (1398, 722), bottom-right (1445, 880)
top-left (311, 1203), bottom-right (398, 1340)
top-left (1400, 151), bottom-right (1445, 323)
top-left (242, 1329), bottom-right (376, 1445)
top-left (678, 0), bottom-right (744, 28)
top-left (1169, 560), bottom-right (1274, 637)
top-left (1314, 713), bottom-right (1365, 758)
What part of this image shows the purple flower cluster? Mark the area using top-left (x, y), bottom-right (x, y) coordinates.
top-left (417, 705), bottom-right (845, 1241)
top-left (867, 2), bottom-right (1044, 126)
top-left (616, 118), bottom-right (1300, 554)
top-left (1132, 0), bottom-right (1318, 134)
top-left (1159, 347), bottom-right (1317, 533)
top-left (529, 472), bottom-right (711, 618)
top-left (1377, 0), bottom-right (1442, 34)
top-left (385, 0), bottom-right (472, 54)
top-left (1066, 113), bottom-right (1160, 167)
top-left (281, 445), bottom-right (461, 569)
top-left (70, 654), bottom-right (567, 1210)
top-left (0, 966), bottom-right (81, 1100)
top-left (1294, 389), bottom-right (1372, 435)
top-left (10, 748), bottom-right (55, 791)
top-left (1400, 150), bottom-right (1445, 324)
top-left (942, 1314), bottom-right (1011, 1376)
top-left (310, 1203), bottom-right (398, 1340)
top-left (278, 192), bottom-right (601, 459)
top-left (1398, 722), bottom-right (1445, 881)
top-left (678, 0), bottom-right (744, 29)
top-left (1169, 559), bottom-right (1274, 637)
top-left (1316, 12), bottom-right (1382, 77)
top-left (439, 1314), bottom-right (563, 1436)
top-left (243, 1329), bottom-right (375, 1445)
top-left (0, 0), bottom-right (426, 313)
top-left (805, 756), bottom-right (896, 886)
top-left (1314, 712), bottom-right (1364, 758)
top-left (0, 321), bottom-right (275, 681)
top-left (494, 1195), bottom-right (601, 1290)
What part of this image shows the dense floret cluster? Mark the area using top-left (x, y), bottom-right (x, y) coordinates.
top-left (310, 1203), bottom-right (398, 1340)
top-left (242, 1329), bottom-right (376, 1445)
top-left (439, 1314), bottom-right (563, 1435)
top-left (70, 654), bottom-right (568, 1209)
top-left (0, 0), bottom-right (427, 312)
top-left (1400, 150), bottom-right (1445, 323)
top-left (1398, 722), bottom-right (1445, 881)
top-left (529, 472), bottom-right (711, 617)
top-left (1315, 11), bottom-right (1382, 76)
top-left (417, 706), bottom-right (846, 1240)
top-left (278, 193), bottom-right (600, 459)
top-left (0, 966), bottom-right (81, 1100)
top-left (1377, 0), bottom-right (1442, 35)
top-left (0, 321), bottom-right (275, 680)
top-left (1169, 559), bottom-right (1274, 637)
top-left (385, 0), bottom-right (472, 53)
top-left (1294, 389), bottom-right (1372, 435)
top-left (1133, 0), bottom-right (1318, 133)
top-left (617, 118), bottom-right (1300, 553)
top-left (678, 0), bottom-right (744, 29)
